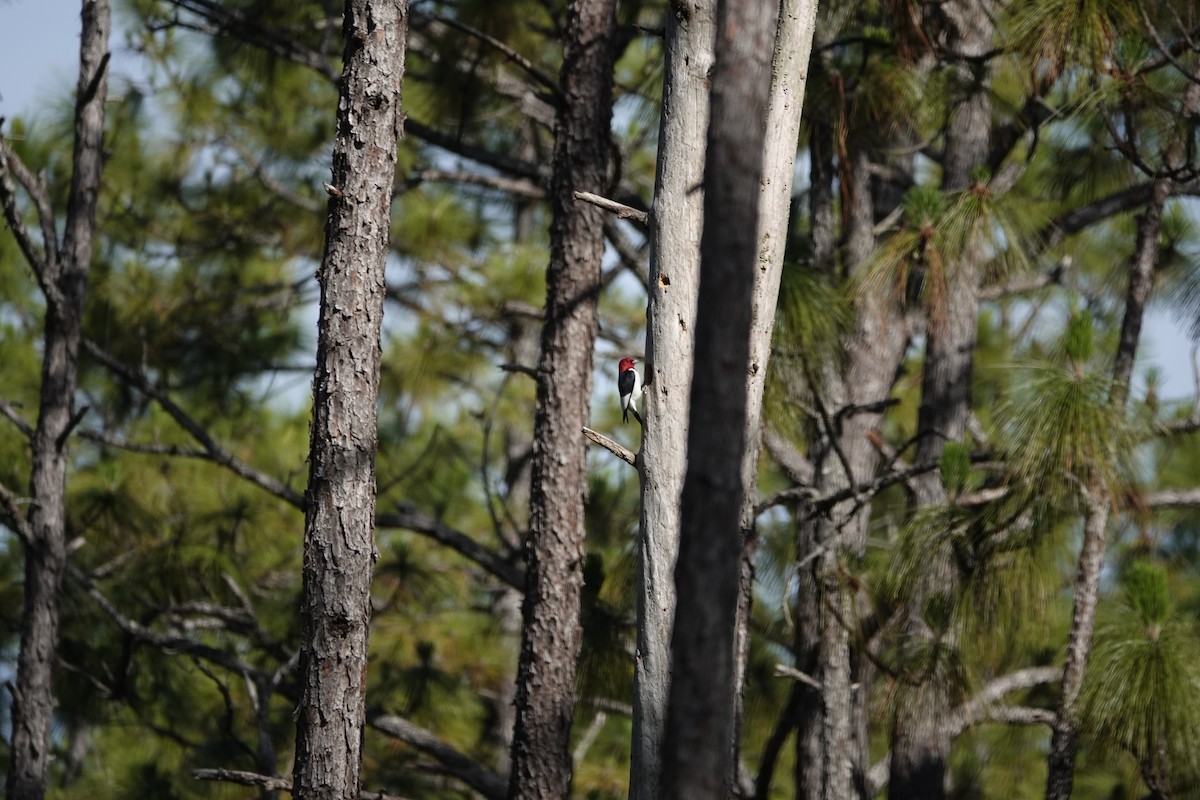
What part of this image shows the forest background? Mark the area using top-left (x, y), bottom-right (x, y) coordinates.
top-left (3, 1), bottom-right (1200, 799)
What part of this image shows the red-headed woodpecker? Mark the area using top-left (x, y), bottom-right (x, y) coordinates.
top-left (618, 357), bottom-right (642, 425)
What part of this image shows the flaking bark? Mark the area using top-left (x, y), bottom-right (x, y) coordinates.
top-left (292, 2), bottom-right (408, 799)
top-left (506, 1), bottom-right (619, 797)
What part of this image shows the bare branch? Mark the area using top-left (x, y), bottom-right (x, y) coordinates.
top-left (0, 139), bottom-right (59, 303)
top-left (193, 768), bottom-right (291, 793)
top-left (774, 663), bottom-right (822, 690)
top-left (869, 666), bottom-right (1060, 795)
top-left (762, 423), bottom-right (814, 486)
top-left (224, 137), bottom-right (322, 213)
top-left (1143, 488), bottom-right (1200, 508)
top-left (368, 713), bottom-right (508, 800)
top-left (498, 362), bottom-right (538, 379)
top-left (949, 666), bottom-right (1060, 738)
top-left (602, 216), bottom-right (650, 286)
top-left (409, 166), bottom-right (545, 200)
top-left (582, 426), bottom-right (637, 466)
top-left (377, 504), bottom-right (524, 589)
top-left (979, 255), bottom-right (1072, 301)
top-left (83, 339), bottom-right (307, 506)
top-left (573, 190), bottom-right (649, 224)
top-left (0, 480), bottom-right (34, 547)
top-left (0, 398), bottom-right (34, 438)
top-left (1042, 178), bottom-right (1200, 249)
top-left (83, 342), bottom-right (523, 588)
top-left (68, 565), bottom-right (269, 681)
top-left (419, 11), bottom-right (562, 100)
top-left (194, 768), bottom-right (414, 800)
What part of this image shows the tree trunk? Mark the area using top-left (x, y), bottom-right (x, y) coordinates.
top-left (661, 0), bottom-right (778, 797)
top-left (632, 2), bottom-right (715, 798)
top-left (730, 2), bottom-right (819, 792)
top-left (808, 148), bottom-right (908, 800)
top-left (506, 1), bottom-right (618, 797)
top-left (889, 3), bottom-right (995, 796)
top-left (292, 2), bottom-right (407, 798)
top-left (5, 3), bottom-right (110, 798)
top-left (1044, 177), bottom-right (1168, 800)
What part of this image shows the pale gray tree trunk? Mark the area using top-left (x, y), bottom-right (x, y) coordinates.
top-left (3, 3), bottom-right (110, 798)
top-left (730, 4), bottom-right (820, 793)
top-left (631, 2), bottom-right (715, 798)
top-left (661, 0), bottom-right (778, 797)
top-left (506, 1), bottom-right (618, 797)
top-left (292, 2), bottom-right (407, 798)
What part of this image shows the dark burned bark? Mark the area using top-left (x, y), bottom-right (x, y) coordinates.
top-left (506, 1), bottom-right (618, 798)
top-left (4, 3), bottom-right (110, 798)
top-left (661, 0), bottom-right (777, 797)
top-left (292, 2), bottom-right (407, 799)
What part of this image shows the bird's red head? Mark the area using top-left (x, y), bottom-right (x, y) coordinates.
top-left (619, 357), bottom-right (637, 372)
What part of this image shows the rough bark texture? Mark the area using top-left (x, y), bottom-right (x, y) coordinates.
top-left (631, 2), bottom-right (714, 798)
top-left (1043, 177), bottom-right (1168, 800)
top-left (5, 3), bottom-right (110, 798)
top-left (730, 2), bottom-right (819, 790)
top-left (506, 1), bottom-right (618, 797)
top-left (292, 2), bottom-right (407, 798)
top-left (803, 146), bottom-right (909, 800)
top-left (661, 0), bottom-right (777, 797)
top-left (889, 3), bottom-right (995, 797)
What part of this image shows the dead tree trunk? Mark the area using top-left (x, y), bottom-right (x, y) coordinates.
top-left (292, 2), bottom-right (407, 798)
top-left (661, 0), bottom-right (778, 797)
top-left (2, 2), bottom-right (111, 798)
top-left (631, 3), bottom-right (714, 798)
top-left (730, 2), bottom-right (820, 793)
top-left (506, 1), bottom-right (618, 797)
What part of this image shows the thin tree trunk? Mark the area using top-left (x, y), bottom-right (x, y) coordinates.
top-left (889, 3), bottom-right (995, 796)
top-left (631, 2), bottom-right (715, 797)
top-left (730, 3), bottom-right (819, 793)
top-left (5, 3), bottom-right (110, 798)
top-left (812, 149), bottom-right (907, 800)
top-left (292, 2), bottom-right (407, 798)
top-left (1044, 177), bottom-right (1168, 800)
top-left (662, 0), bottom-right (778, 797)
top-left (506, 1), bottom-right (618, 797)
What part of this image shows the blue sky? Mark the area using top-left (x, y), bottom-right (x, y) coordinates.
top-left (2, 0), bottom-right (1197, 403)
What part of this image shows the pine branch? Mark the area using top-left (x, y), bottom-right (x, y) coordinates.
top-left (83, 341), bottom-right (525, 588)
top-left (368, 713), bottom-right (508, 800)
top-left (418, 11), bottom-right (562, 100)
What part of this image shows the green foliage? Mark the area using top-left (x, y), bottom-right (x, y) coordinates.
top-left (1079, 562), bottom-right (1200, 793)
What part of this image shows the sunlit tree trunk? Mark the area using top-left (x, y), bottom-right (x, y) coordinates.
top-left (292, 2), bottom-right (407, 798)
top-left (662, 0), bottom-right (778, 796)
top-left (631, 3), bottom-right (715, 798)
